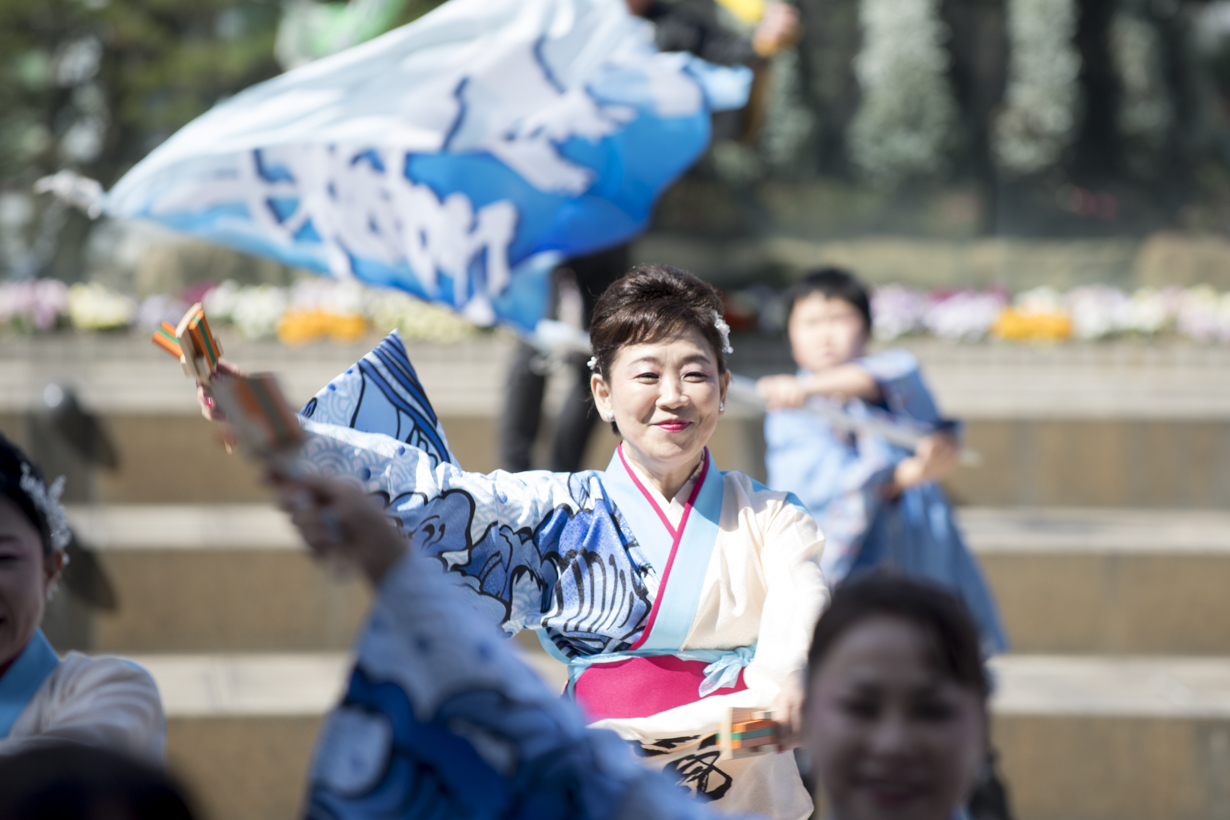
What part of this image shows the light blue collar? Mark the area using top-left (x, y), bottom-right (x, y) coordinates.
top-left (0, 630), bottom-right (60, 739)
top-left (600, 445), bottom-right (724, 653)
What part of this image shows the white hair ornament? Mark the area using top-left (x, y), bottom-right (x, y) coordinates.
top-left (19, 463), bottom-right (71, 551)
top-left (713, 311), bottom-right (734, 355)
top-left (586, 355), bottom-right (599, 372)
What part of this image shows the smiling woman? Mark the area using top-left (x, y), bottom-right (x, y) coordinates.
top-left (803, 575), bottom-right (990, 820)
top-left (197, 265), bottom-right (829, 818)
top-left (0, 436), bottom-right (164, 761)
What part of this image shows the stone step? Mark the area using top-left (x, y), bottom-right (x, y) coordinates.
top-left (5, 336), bottom-right (1230, 507)
top-left (135, 651), bottom-right (1230, 820)
top-left (53, 505), bottom-right (1230, 656)
top-left (11, 408), bottom-right (1230, 508)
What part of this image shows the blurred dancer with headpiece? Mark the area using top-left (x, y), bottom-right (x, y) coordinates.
top-left (201, 266), bottom-right (827, 818)
top-left (0, 435), bottom-right (164, 760)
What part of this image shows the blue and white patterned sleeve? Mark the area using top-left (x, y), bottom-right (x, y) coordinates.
top-left (306, 549), bottom-right (755, 820)
top-left (295, 331), bottom-right (652, 649)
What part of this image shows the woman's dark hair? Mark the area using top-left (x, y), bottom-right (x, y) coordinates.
top-left (590, 262), bottom-right (728, 369)
top-left (806, 573), bottom-right (990, 702)
top-left (783, 267), bottom-right (873, 334)
top-left (0, 743), bottom-right (197, 820)
top-left (0, 434), bottom-right (55, 557)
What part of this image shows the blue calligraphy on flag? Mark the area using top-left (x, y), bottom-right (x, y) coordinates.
top-left (100, 0), bottom-right (751, 330)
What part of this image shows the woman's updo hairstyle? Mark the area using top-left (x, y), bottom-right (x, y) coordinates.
top-left (589, 265), bottom-right (730, 379)
top-left (806, 573), bottom-right (991, 703)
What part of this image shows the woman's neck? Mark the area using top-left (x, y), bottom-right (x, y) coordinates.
top-left (621, 444), bottom-right (704, 501)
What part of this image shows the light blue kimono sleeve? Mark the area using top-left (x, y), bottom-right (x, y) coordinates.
top-left (306, 549), bottom-right (750, 820)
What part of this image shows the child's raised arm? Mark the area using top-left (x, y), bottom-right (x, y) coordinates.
top-left (756, 363), bottom-right (882, 411)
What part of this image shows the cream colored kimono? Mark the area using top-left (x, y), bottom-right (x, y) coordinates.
top-left (0, 630), bottom-right (166, 761)
top-left (299, 331), bottom-right (829, 818)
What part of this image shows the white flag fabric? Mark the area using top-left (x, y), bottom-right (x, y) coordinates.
top-left (103, 0), bottom-right (751, 329)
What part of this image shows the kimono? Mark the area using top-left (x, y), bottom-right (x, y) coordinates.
top-left (300, 332), bottom-right (827, 820)
top-left (308, 526), bottom-right (761, 820)
top-left (0, 629), bottom-right (165, 760)
top-left (763, 350), bottom-right (1007, 656)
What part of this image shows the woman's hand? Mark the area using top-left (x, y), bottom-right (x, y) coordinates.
top-left (272, 473), bottom-right (408, 586)
top-left (771, 670), bottom-right (806, 751)
top-left (757, 374), bottom-right (808, 411)
top-left (196, 359), bottom-right (247, 422)
top-left (888, 433), bottom-right (960, 496)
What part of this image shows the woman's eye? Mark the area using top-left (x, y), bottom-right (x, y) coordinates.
top-left (911, 700), bottom-right (957, 722)
top-left (636, 372), bottom-right (659, 381)
top-left (684, 371), bottom-right (710, 381)
top-left (839, 697), bottom-right (879, 720)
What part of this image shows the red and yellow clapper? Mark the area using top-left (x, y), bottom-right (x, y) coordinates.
top-left (718, 708), bottom-right (780, 760)
top-left (150, 302), bottom-right (223, 383)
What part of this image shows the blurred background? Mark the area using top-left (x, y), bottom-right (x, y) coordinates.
top-left (6, 1), bottom-right (1230, 819)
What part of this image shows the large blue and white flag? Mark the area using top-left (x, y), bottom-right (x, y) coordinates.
top-left (99, 0), bottom-right (751, 330)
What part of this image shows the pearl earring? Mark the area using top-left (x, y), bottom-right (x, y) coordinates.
top-left (719, 402), bottom-right (725, 412)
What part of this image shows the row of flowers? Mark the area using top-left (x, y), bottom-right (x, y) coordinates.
top-left (5, 277), bottom-right (1230, 345)
top-left (0, 278), bottom-right (481, 345)
top-left (868, 284), bottom-right (1230, 343)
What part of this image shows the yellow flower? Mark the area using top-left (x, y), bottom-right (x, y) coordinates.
top-left (991, 308), bottom-right (1072, 342)
top-left (277, 309), bottom-right (368, 345)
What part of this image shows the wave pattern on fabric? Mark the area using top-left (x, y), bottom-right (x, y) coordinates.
top-left (301, 330), bottom-right (456, 470)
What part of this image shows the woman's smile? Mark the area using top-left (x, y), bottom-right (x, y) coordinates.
top-left (653, 418), bottom-right (693, 432)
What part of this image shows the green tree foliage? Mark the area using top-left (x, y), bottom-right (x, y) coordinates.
top-left (0, 0), bottom-right (444, 279)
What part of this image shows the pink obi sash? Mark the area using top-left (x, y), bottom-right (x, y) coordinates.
top-left (574, 656), bottom-right (748, 721)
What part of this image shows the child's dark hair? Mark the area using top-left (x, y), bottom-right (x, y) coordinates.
top-left (783, 267), bottom-right (873, 334)
top-left (806, 573), bottom-right (990, 702)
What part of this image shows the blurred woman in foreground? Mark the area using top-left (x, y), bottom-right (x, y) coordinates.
top-left (276, 470), bottom-right (991, 820)
top-left (0, 435), bottom-right (164, 759)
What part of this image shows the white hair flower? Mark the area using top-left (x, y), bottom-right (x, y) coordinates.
top-left (586, 355), bottom-right (599, 372)
top-left (713, 311), bottom-right (734, 355)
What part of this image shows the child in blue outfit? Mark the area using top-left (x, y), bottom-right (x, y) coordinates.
top-left (757, 268), bottom-right (1007, 656)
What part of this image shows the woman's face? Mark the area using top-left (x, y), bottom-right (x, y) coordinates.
top-left (0, 495), bottom-right (60, 666)
top-left (789, 293), bottom-right (869, 373)
top-left (591, 326), bottom-right (729, 480)
top-left (804, 616), bottom-right (986, 820)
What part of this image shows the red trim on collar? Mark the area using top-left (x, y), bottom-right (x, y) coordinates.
top-left (626, 448), bottom-right (710, 652)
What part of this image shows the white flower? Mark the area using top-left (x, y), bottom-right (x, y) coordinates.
top-left (366, 288), bottom-right (477, 344)
top-left (871, 286), bottom-right (927, 341)
top-left (67, 282), bottom-right (136, 330)
top-left (231, 285), bottom-right (289, 340)
top-left (924, 290), bottom-right (1007, 341)
top-left (290, 277), bottom-right (366, 316)
top-left (1066, 285), bottom-right (1129, 340)
top-left (1013, 286), bottom-right (1067, 315)
top-left (203, 280), bottom-right (243, 323)
top-left (136, 293), bottom-right (189, 331)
